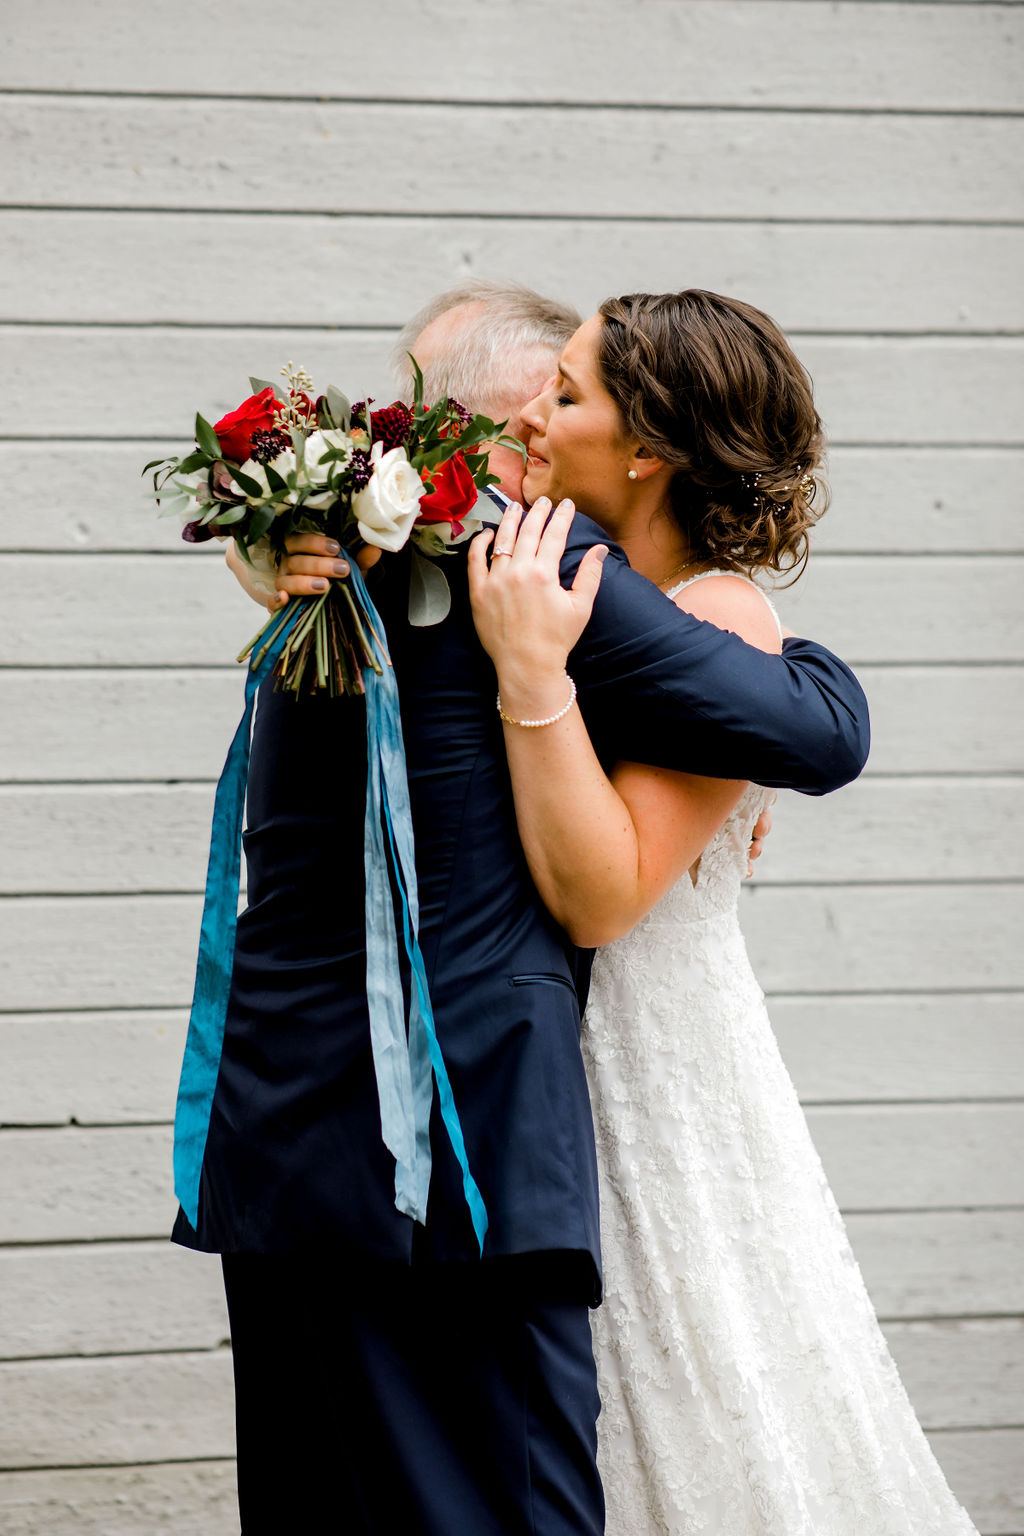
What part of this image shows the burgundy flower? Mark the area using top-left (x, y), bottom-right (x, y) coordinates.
top-left (348, 448), bottom-right (373, 491)
top-left (446, 398), bottom-right (472, 429)
top-left (369, 402), bottom-right (414, 454)
top-left (250, 427), bottom-right (292, 465)
top-left (182, 519), bottom-right (217, 543)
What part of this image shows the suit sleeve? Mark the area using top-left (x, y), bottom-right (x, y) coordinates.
top-left (563, 517), bottom-right (869, 795)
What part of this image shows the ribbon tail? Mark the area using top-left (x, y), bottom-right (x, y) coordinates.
top-left (371, 663), bottom-right (490, 1257)
top-left (363, 674), bottom-right (426, 1222)
top-left (172, 602), bottom-right (302, 1228)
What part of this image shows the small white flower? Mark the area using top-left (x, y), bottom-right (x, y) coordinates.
top-left (352, 443), bottom-right (425, 553)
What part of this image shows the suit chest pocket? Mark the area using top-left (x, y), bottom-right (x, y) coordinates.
top-left (510, 972), bottom-right (577, 995)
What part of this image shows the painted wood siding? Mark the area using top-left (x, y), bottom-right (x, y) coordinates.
top-left (1, 2), bottom-right (1021, 1529)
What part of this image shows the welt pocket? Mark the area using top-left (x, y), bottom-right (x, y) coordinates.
top-left (510, 972), bottom-right (577, 994)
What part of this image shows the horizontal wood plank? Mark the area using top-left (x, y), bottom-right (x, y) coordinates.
top-left (805, 1103), bottom-right (1024, 1210)
top-left (0, 1350), bottom-right (235, 1469)
top-left (762, 777), bottom-right (1024, 884)
top-left (1, 1212), bottom-right (1017, 1364)
top-left (3, 777), bottom-right (1021, 897)
top-left (0, 1011), bottom-right (185, 1124)
top-left (3, 98), bottom-right (1020, 220)
top-left (6, 552), bottom-right (1020, 667)
top-left (4, 210), bottom-right (1022, 333)
top-left (884, 1317), bottom-right (1024, 1430)
top-left (1, 1105), bottom-right (1020, 1243)
top-left (0, 1461), bottom-right (238, 1535)
top-left (6, 327), bottom-right (1021, 444)
top-left (847, 1210), bottom-right (1024, 1321)
top-left (4, 443), bottom-right (1022, 556)
top-left (858, 666), bottom-right (1024, 774)
top-left (0, 1241), bottom-right (227, 1360)
top-left (742, 883), bottom-right (1024, 993)
top-left (0, 1126), bottom-right (176, 1242)
top-left (774, 555), bottom-right (1024, 663)
top-left (770, 993), bottom-right (1024, 1101)
top-left (1, 885), bottom-right (1020, 1012)
top-left (2, 1), bottom-right (1020, 111)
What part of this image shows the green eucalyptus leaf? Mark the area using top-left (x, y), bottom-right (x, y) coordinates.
top-left (210, 503), bottom-right (248, 526)
top-left (408, 545), bottom-right (452, 627)
top-left (249, 375), bottom-right (286, 402)
top-left (175, 449), bottom-right (210, 475)
top-left (245, 505), bottom-right (276, 543)
top-left (326, 385), bottom-right (351, 431)
top-left (195, 413), bottom-right (222, 459)
top-left (265, 463), bottom-right (286, 494)
top-left (228, 465), bottom-right (265, 497)
top-left (141, 457), bottom-right (171, 475)
top-left (408, 354), bottom-right (425, 414)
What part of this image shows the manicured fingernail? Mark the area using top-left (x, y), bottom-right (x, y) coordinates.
top-left (324, 540), bottom-right (341, 555)
top-left (596, 546), bottom-right (609, 562)
top-left (332, 560), bottom-right (349, 576)
top-left (535, 496), bottom-right (551, 509)
top-left (312, 578), bottom-right (329, 591)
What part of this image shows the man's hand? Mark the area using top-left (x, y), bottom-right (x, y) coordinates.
top-left (225, 534), bottom-right (379, 612)
top-left (746, 805), bottom-right (773, 878)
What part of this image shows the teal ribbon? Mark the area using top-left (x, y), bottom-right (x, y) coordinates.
top-left (348, 556), bottom-right (488, 1255)
top-left (173, 599), bottom-right (302, 1227)
top-left (173, 566), bottom-right (488, 1256)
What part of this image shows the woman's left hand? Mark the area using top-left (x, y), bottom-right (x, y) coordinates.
top-left (468, 497), bottom-right (607, 692)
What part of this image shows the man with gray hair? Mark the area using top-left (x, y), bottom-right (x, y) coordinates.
top-left (211, 281), bottom-right (866, 1533)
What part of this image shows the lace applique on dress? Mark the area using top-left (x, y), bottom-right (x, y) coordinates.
top-left (584, 781), bottom-right (978, 1535)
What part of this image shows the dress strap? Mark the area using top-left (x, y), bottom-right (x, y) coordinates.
top-left (665, 569), bottom-right (783, 644)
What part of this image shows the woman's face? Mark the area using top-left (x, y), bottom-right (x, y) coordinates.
top-left (519, 315), bottom-right (634, 528)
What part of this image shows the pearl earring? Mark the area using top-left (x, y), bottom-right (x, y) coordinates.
top-left (627, 469), bottom-right (638, 480)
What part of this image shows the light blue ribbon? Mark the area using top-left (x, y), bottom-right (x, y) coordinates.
top-left (174, 565), bottom-right (488, 1256)
top-left (349, 555), bottom-right (488, 1254)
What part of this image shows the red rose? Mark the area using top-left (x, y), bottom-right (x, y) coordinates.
top-left (418, 451), bottom-right (478, 536)
top-left (213, 388), bottom-right (279, 463)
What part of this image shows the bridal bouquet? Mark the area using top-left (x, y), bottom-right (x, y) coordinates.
top-left (160, 362), bottom-right (503, 1254)
top-left (144, 361), bottom-right (516, 696)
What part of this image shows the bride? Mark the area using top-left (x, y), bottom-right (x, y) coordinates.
top-left (466, 290), bottom-right (978, 1535)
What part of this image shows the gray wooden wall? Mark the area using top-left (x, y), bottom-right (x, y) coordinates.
top-left (1, 1), bottom-right (1021, 1530)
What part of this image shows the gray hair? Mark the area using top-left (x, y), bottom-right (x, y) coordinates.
top-left (390, 278), bottom-right (582, 420)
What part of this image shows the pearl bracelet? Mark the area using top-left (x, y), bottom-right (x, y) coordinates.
top-left (497, 676), bottom-right (577, 728)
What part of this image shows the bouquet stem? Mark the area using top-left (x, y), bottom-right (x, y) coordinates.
top-left (237, 579), bottom-right (385, 699)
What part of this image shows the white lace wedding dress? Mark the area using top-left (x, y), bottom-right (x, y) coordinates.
top-left (583, 576), bottom-right (977, 1536)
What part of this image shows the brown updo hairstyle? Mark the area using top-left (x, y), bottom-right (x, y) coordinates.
top-left (597, 290), bottom-right (827, 582)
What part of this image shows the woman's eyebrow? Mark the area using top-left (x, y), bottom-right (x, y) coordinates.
top-left (558, 364), bottom-right (579, 390)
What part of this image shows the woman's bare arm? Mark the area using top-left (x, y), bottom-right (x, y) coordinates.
top-left (469, 502), bottom-right (781, 947)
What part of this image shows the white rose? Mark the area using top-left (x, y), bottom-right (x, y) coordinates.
top-left (304, 428), bottom-right (352, 476)
top-left (352, 443), bottom-right (425, 553)
top-left (236, 458), bottom-right (271, 502)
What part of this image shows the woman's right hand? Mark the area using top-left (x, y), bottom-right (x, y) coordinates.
top-left (467, 497), bottom-right (607, 698)
top-left (226, 533), bottom-right (381, 612)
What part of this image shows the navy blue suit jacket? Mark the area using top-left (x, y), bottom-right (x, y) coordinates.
top-left (173, 515), bottom-right (869, 1294)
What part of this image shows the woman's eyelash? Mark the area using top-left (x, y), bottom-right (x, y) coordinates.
top-left (556, 393), bottom-right (573, 407)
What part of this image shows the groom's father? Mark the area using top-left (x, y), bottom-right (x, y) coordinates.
top-left (199, 281), bottom-right (870, 1534)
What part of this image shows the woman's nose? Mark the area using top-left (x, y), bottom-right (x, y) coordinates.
top-left (520, 377), bottom-right (556, 431)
